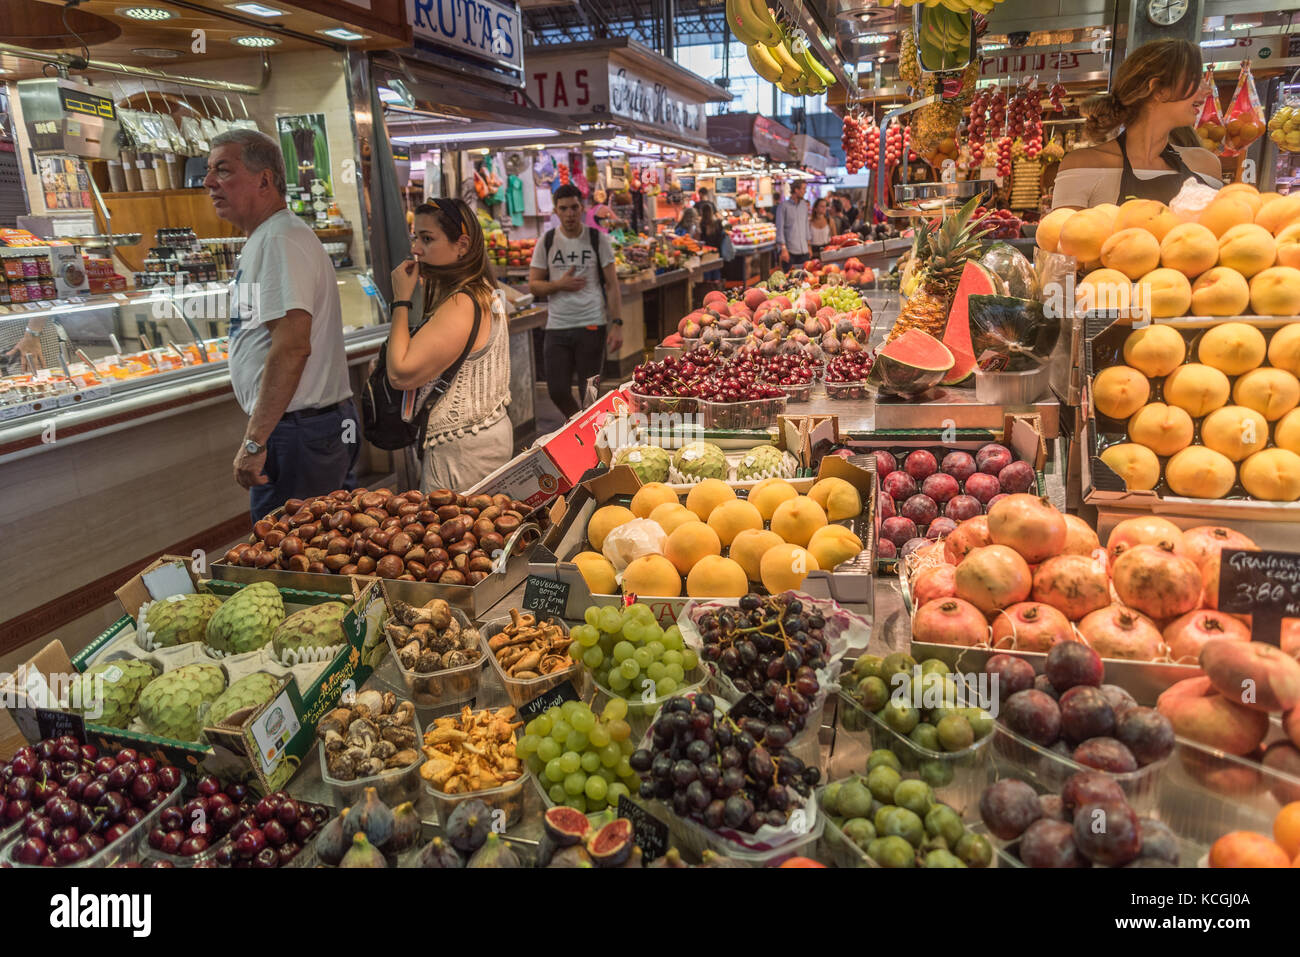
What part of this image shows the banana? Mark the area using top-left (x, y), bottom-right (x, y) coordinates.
top-left (747, 42), bottom-right (786, 85)
top-left (742, 0), bottom-right (784, 46)
top-left (798, 43), bottom-right (838, 87)
top-left (770, 38), bottom-right (805, 87)
top-left (725, 0), bottom-right (765, 46)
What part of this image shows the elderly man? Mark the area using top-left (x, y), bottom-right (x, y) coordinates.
top-left (205, 129), bottom-right (356, 523)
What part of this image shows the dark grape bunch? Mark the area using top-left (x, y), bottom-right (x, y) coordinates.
top-left (696, 594), bottom-right (829, 735)
top-left (629, 693), bottom-right (821, 834)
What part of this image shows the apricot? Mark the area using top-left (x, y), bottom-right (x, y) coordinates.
top-left (1114, 198), bottom-right (1178, 241)
top-left (1275, 223), bottom-right (1300, 269)
top-left (747, 478), bottom-right (798, 521)
top-left (1249, 266), bottom-right (1300, 317)
top-left (1100, 228), bottom-right (1161, 280)
top-left (1198, 194), bottom-right (1256, 238)
top-left (1200, 405), bottom-right (1269, 461)
top-left (1035, 207), bottom-right (1075, 253)
top-left (1163, 363), bottom-right (1230, 417)
top-left (1268, 323), bottom-right (1300, 375)
top-left (1156, 676), bottom-right (1269, 755)
top-left (629, 482), bottom-right (679, 519)
top-left (684, 478), bottom-right (735, 520)
top-left (685, 555), bottom-right (749, 598)
top-left (1058, 209), bottom-right (1111, 263)
top-left (1197, 321), bottom-right (1267, 374)
top-left (706, 498), bottom-right (763, 546)
top-left (1135, 267), bottom-right (1192, 319)
top-left (1218, 223), bottom-right (1278, 278)
top-left (1099, 442), bottom-right (1161, 490)
top-left (1232, 367), bottom-right (1300, 421)
top-left (1218, 182), bottom-right (1263, 215)
top-left (649, 502), bottom-right (701, 536)
top-left (1160, 222), bottom-right (1219, 278)
top-left (729, 528), bottom-right (784, 582)
top-left (664, 521), bottom-right (721, 574)
top-left (808, 477), bottom-right (862, 521)
top-left (1163, 446), bottom-right (1236, 499)
top-left (759, 543), bottom-right (819, 593)
top-left (1240, 448), bottom-right (1300, 501)
top-left (587, 505), bottom-right (635, 551)
top-left (1127, 402), bottom-right (1195, 456)
top-left (770, 496), bottom-right (828, 547)
top-left (1256, 192), bottom-right (1300, 235)
top-left (1208, 831), bottom-right (1292, 868)
top-left (1122, 324), bottom-right (1186, 377)
top-left (1092, 365), bottom-right (1150, 419)
top-left (807, 524), bottom-right (864, 571)
top-left (621, 554), bottom-right (681, 597)
top-left (1190, 266), bottom-right (1251, 317)
top-left (1274, 408), bottom-right (1300, 456)
top-left (1076, 268), bottom-right (1133, 313)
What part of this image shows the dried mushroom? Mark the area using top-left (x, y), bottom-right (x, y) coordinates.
top-left (418, 705), bottom-right (524, 795)
top-left (317, 689), bottom-right (421, 782)
top-left (488, 608), bottom-right (575, 679)
top-left (389, 597), bottom-right (482, 675)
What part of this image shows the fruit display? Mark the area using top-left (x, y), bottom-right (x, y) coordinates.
top-left (314, 787), bottom-right (424, 868)
top-left (1269, 100), bottom-right (1300, 153)
top-left (143, 776), bottom-right (254, 864)
top-left (516, 697), bottom-right (641, 813)
top-left (673, 286), bottom-right (872, 362)
top-left (207, 790), bottom-right (331, 868)
top-left (231, 487), bottom-right (544, 585)
top-left (409, 797), bottom-right (522, 867)
top-left (138, 663), bottom-right (227, 741)
top-left (729, 220), bottom-right (776, 247)
top-left (1092, 321), bottom-right (1300, 502)
top-left (486, 231), bottom-right (535, 268)
top-left (820, 763), bottom-right (994, 868)
top-left (419, 705), bottom-right (525, 797)
top-left (1208, 802), bottom-right (1300, 868)
top-left (318, 690), bottom-right (421, 783)
top-left (138, 593), bottom-right (222, 649)
top-left (890, 196), bottom-right (993, 342)
top-left (573, 602), bottom-right (701, 702)
top-left (872, 329), bottom-right (956, 396)
top-left (823, 350), bottom-right (874, 398)
top-left (536, 807), bottom-right (644, 867)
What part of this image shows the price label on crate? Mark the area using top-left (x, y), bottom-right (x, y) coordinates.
top-left (523, 575), bottom-right (569, 619)
top-left (1216, 548), bottom-right (1300, 647)
top-left (35, 708), bottom-right (85, 742)
top-left (618, 795), bottom-right (669, 862)
top-left (518, 678), bottom-right (579, 721)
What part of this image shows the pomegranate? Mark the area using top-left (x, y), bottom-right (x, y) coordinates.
top-left (1285, 619), bottom-right (1300, 659)
top-left (986, 494), bottom-right (1067, 564)
top-left (954, 544), bottom-right (1033, 615)
top-left (1105, 516), bottom-right (1186, 564)
top-left (990, 602), bottom-right (1075, 653)
top-left (912, 564), bottom-right (956, 608)
top-left (1061, 514), bottom-right (1101, 557)
top-left (911, 597), bottom-right (989, 647)
top-left (1111, 543), bottom-right (1202, 621)
top-left (1031, 554), bottom-right (1111, 621)
top-left (1162, 610), bottom-right (1251, 663)
top-left (1180, 526), bottom-right (1259, 609)
top-left (943, 515), bottom-right (991, 564)
top-left (1077, 604), bottom-right (1164, 661)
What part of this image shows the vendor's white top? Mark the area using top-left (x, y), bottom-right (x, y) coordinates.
top-left (226, 209), bottom-right (352, 415)
top-left (1051, 149), bottom-right (1224, 209)
top-left (810, 221), bottom-right (831, 245)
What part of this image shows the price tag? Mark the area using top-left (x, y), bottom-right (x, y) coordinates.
top-left (518, 678), bottom-right (579, 721)
top-left (617, 795), bottom-right (669, 862)
top-left (1217, 548), bottom-right (1300, 647)
top-left (523, 575), bottom-right (570, 619)
top-left (727, 693), bottom-right (776, 724)
top-left (36, 708), bottom-right (85, 742)
top-left (249, 687), bottom-right (300, 776)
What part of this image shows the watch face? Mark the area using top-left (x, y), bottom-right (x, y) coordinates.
top-left (1147, 0), bottom-right (1188, 26)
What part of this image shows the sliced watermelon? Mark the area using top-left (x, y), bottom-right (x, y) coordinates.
top-left (942, 261), bottom-right (1003, 385)
top-left (874, 329), bottom-right (955, 397)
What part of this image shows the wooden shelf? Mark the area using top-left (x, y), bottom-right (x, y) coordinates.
top-left (100, 188), bottom-right (208, 200)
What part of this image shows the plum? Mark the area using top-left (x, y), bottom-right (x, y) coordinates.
top-left (878, 539), bottom-right (896, 559)
top-left (881, 471), bottom-right (917, 501)
top-left (926, 517), bottom-right (958, 540)
top-left (874, 450), bottom-right (897, 477)
top-left (941, 451), bottom-right (977, 482)
top-left (979, 779), bottom-right (1042, 840)
top-left (878, 490), bottom-right (896, 521)
top-left (900, 537), bottom-right (929, 560)
top-left (1003, 689), bottom-right (1062, 746)
top-left (1136, 818), bottom-right (1180, 864)
top-left (905, 449), bottom-right (938, 482)
top-left (1073, 737), bottom-right (1138, 773)
top-left (964, 472), bottom-right (1001, 504)
top-left (987, 493), bottom-right (1008, 509)
top-left (976, 442), bottom-right (1014, 475)
top-left (922, 472), bottom-right (961, 504)
top-left (881, 516), bottom-right (918, 548)
top-left (1045, 641), bottom-right (1103, 693)
top-left (900, 494), bottom-right (939, 527)
top-left (1038, 794), bottom-right (1069, 822)
top-left (1099, 684), bottom-right (1138, 717)
top-left (1019, 818), bottom-right (1087, 867)
top-left (985, 653), bottom-right (1036, 707)
top-left (1073, 800), bottom-right (1141, 866)
top-left (1114, 707), bottom-right (1176, 767)
top-left (1034, 674), bottom-right (1061, 700)
top-left (1059, 686), bottom-right (1117, 744)
top-left (998, 460), bottom-right (1037, 494)
top-left (1061, 771), bottom-right (1126, 816)
top-left (944, 494), bottom-right (983, 521)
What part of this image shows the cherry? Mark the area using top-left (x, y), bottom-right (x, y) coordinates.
top-left (196, 775), bottom-right (222, 797)
top-left (114, 749), bottom-right (138, 765)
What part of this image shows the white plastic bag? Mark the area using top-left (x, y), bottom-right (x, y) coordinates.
top-left (601, 519), bottom-right (667, 573)
top-left (1168, 177), bottom-right (1219, 222)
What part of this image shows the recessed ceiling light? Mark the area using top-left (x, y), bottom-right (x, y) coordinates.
top-left (857, 34), bottom-right (889, 45)
top-left (131, 47), bottom-right (185, 58)
top-left (319, 28), bottom-right (366, 41)
top-left (983, 43), bottom-right (1007, 51)
top-left (1230, 21), bottom-right (1261, 30)
top-left (117, 6), bottom-right (177, 20)
top-left (1200, 38), bottom-right (1234, 48)
top-left (232, 35), bottom-right (280, 47)
top-left (228, 2), bottom-right (285, 16)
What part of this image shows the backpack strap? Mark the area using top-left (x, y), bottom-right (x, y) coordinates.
top-left (543, 228), bottom-right (555, 257)
top-left (589, 226), bottom-right (607, 296)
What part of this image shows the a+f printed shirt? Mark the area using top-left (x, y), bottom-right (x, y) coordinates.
top-left (530, 226), bottom-right (616, 329)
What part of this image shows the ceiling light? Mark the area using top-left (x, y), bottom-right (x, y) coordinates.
top-left (319, 28), bottom-right (366, 41)
top-left (378, 86), bottom-right (404, 104)
top-left (117, 6), bottom-right (176, 20)
top-left (232, 35), bottom-right (280, 47)
top-left (1230, 21), bottom-right (1261, 30)
top-left (131, 48), bottom-right (185, 58)
top-left (391, 127), bottom-right (558, 144)
top-left (228, 2), bottom-right (285, 16)
top-left (1200, 38), bottom-right (1234, 48)
top-left (856, 34), bottom-right (889, 45)
top-left (983, 43), bottom-right (1007, 51)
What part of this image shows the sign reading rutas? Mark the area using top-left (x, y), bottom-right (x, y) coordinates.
top-left (608, 65), bottom-right (703, 140)
top-left (1216, 548), bottom-right (1300, 647)
top-left (406, 0), bottom-right (523, 71)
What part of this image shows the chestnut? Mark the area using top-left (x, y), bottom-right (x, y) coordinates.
top-left (465, 494), bottom-right (492, 511)
top-left (355, 556), bottom-right (376, 575)
top-left (467, 570), bottom-right (489, 585)
top-left (238, 547), bottom-right (259, 568)
top-left (448, 537), bottom-right (477, 557)
top-left (284, 498), bottom-right (305, 514)
top-left (381, 516), bottom-right (403, 532)
top-left (417, 509), bottom-right (439, 524)
top-left (405, 560), bottom-right (427, 579)
top-left (328, 510), bottom-right (352, 531)
top-left (289, 508), bottom-right (314, 527)
top-left (256, 550), bottom-right (279, 569)
top-left (472, 518), bottom-right (496, 539)
top-left (371, 529), bottom-right (394, 549)
top-left (280, 536), bottom-right (305, 559)
top-left (397, 574), bottom-right (416, 581)
top-left (491, 493), bottom-right (512, 509)
top-left (324, 554), bottom-right (350, 572)
top-left (330, 489), bottom-right (352, 502)
top-left (389, 532), bottom-right (413, 557)
top-left (451, 553), bottom-right (470, 572)
top-left (440, 516), bottom-right (473, 542)
top-left (385, 498), bottom-right (406, 518)
top-left (403, 490), bottom-right (425, 503)
top-left (364, 507), bottom-right (388, 523)
top-left (426, 547), bottom-right (450, 565)
top-left (436, 504), bottom-right (462, 522)
top-left (364, 540), bottom-right (388, 561)
top-left (298, 523), bottom-right (320, 541)
top-left (479, 532), bottom-right (505, 554)
top-left (350, 513), bottom-right (378, 532)
top-left (253, 519), bottom-right (275, 540)
top-left (425, 560), bottom-right (448, 581)
top-left (375, 555), bottom-right (404, 579)
top-left (306, 534), bottom-right (328, 550)
top-left (469, 555), bottom-right (495, 574)
top-left (404, 522), bottom-right (425, 540)
top-left (454, 493), bottom-right (470, 507)
top-left (402, 546), bottom-right (426, 566)
top-left (359, 491), bottom-right (389, 510)
top-left (438, 569), bottom-right (467, 585)
top-left (397, 502), bottom-right (421, 519)
top-left (326, 538), bottom-right (351, 556)
top-left (479, 505), bottom-right (502, 522)
top-left (274, 518), bottom-right (292, 534)
top-left (427, 489), bottom-right (455, 508)
top-left (304, 547), bottom-right (327, 563)
top-left (226, 544), bottom-right (251, 565)
top-left (339, 563), bottom-right (359, 576)
top-left (287, 554), bottom-right (310, 573)
top-left (495, 515), bottom-right (522, 535)
top-left (307, 561), bottom-right (327, 574)
top-left (422, 531), bottom-right (444, 551)
top-left (308, 500), bottom-right (330, 518)
top-left (265, 529), bottom-right (286, 549)
top-left (360, 526), bottom-right (381, 541)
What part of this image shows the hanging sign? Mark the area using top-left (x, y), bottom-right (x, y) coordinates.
top-left (406, 0), bottom-right (523, 72)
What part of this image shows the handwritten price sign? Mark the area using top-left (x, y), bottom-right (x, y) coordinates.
top-left (1216, 548), bottom-right (1300, 647)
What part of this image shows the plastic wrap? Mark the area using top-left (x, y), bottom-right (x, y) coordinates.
top-left (1222, 61), bottom-right (1266, 155)
top-left (601, 518), bottom-right (668, 573)
top-left (1168, 177), bottom-right (1220, 222)
top-left (1195, 73), bottom-right (1226, 154)
top-left (968, 295), bottom-right (1060, 372)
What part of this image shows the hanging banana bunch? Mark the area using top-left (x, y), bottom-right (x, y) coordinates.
top-left (875, 0), bottom-right (998, 12)
top-left (727, 0), bottom-right (837, 98)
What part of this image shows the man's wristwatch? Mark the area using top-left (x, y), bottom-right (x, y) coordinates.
top-left (610, 318), bottom-right (624, 326)
top-left (243, 438), bottom-right (265, 455)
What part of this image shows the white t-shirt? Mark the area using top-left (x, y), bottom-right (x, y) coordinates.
top-left (226, 209), bottom-right (352, 415)
top-left (530, 226), bottom-right (615, 329)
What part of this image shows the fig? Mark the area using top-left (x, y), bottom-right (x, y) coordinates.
top-left (547, 844), bottom-right (594, 867)
top-left (466, 832), bottom-right (519, 868)
top-left (585, 817), bottom-right (634, 867)
top-left (342, 787), bottom-right (393, 849)
top-left (445, 798), bottom-right (491, 853)
top-left (417, 836), bottom-right (464, 868)
top-left (542, 805), bottom-right (591, 847)
top-left (387, 801), bottom-right (421, 852)
top-left (339, 832), bottom-right (387, 868)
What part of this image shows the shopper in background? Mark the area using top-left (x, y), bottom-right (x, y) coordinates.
top-left (675, 206), bottom-right (700, 238)
top-left (530, 184), bottom-right (624, 420)
top-left (838, 194), bottom-right (861, 231)
top-left (696, 186), bottom-right (711, 209)
top-left (809, 197), bottom-right (833, 261)
top-left (205, 128), bottom-right (356, 524)
top-left (775, 179), bottom-right (811, 266)
top-left (698, 202), bottom-right (728, 281)
top-left (386, 198), bottom-right (512, 492)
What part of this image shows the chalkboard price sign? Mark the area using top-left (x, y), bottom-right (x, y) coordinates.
top-left (523, 575), bottom-right (570, 619)
top-left (1216, 547), bottom-right (1300, 647)
top-left (518, 679), bottom-right (580, 721)
top-left (36, 708), bottom-right (85, 742)
top-left (618, 795), bottom-right (669, 861)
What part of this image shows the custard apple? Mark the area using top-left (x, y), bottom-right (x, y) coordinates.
top-left (69, 659), bottom-right (159, 729)
top-left (205, 581), bottom-right (285, 655)
top-left (142, 593), bottom-right (223, 647)
top-left (207, 671), bottom-right (281, 728)
top-left (613, 445), bottom-right (671, 484)
top-left (138, 663), bottom-right (227, 741)
top-left (736, 444), bottom-right (787, 481)
top-left (671, 441), bottom-right (728, 480)
top-left (271, 602), bottom-right (347, 660)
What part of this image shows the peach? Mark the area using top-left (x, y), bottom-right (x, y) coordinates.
top-left (706, 498), bottom-right (763, 546)
top-left (1218, 223), bottom-right (1278, 278)
top-left (1240, 447), bottom-right (1300, 501)
top-left (1232, 367), bottom-right (1300, 420)
top-left (1269, 322), bottom-right (1300, 375)
top-left (1163, 363), bottom-right (1231, 417)
top-left (621, 554), bottom-right (681, 597)
top-left (1202, 638), bottom-right (1300, 712)
top-left (1035, 207), bottom-right (1075, 253)
top-left (1274, 408), bottom-right (1300, 457)
top-left (1092, 366), bottom-right (1151, 419)
top-left (759, 543), bottom-right (818, 593)
top-left (685, 555), bottom-right (749, 598)
top-left (1093, 203), bottom-right (1120, 228)
top-left (1199, 194), bottom-right (1256, 238)
top-left (1101, 228), bottom-right (1161, 279)
top-left (769, 496), bottom-right (828, 547)
top-left (630, 483), bottom-right (679, 519)
top-left (1275, 223), bottom-right (1300, 269)
top-left (729, 528), bottom-right (784, 582)
top-left (1099, 442), bottom-right (1161, 490)
top-left (1114, 198), bottom-right (1178, 241)
top-left (1076, 268), bottom-right (1133, 313)
top-left (1135, 267), bottom-right (1192, 319)
top-left (1156, 676), bottom-right (1270, 755)
top-left (1208, 831), bottom-right (1292, 868)
top-left (1190, 266), bottom-right (1251, 317)
top-left (1218, 182), bottom-right (1264, 215)
top-left (664, 521), bottom-right (721, 574)
top-left (1058, 209), bottom-right (1111, 263)
top-left (649, 502), bottom-right (700, 536)
top-left (1126, 402), bottom-right (1194, 457)
top-left (1164, 446), bottom-right (1237, 499)
top-left (1249, 266), bottom-right (1300, 317)
top-left (1160, 222), bottom-right (1219, 278)
top-left (685, 478), bottom-right (736, 520)
top-left (1256, 192), bottom-right (1300, 235)
top-left (1261, 744), bottom-right (1300, 806)
top-left (1200, 405), bottom-right (1269, 461)
top-left (1122, 324), bottom-right (1186, 377)
top-left (1197, 321), bottom-right (1267, 374)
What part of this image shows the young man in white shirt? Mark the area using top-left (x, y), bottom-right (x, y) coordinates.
top-left (205, 129), bottom-right (356, 522)
top-left (774, 179), bottom-right (812, 267)
top-left (528, 184), bottom-right (623, 419)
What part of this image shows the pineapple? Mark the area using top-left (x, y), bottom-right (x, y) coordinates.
top-left (888, 195), bottom-right (991, 341)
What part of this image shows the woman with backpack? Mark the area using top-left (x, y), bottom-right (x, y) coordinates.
top-left (382, 197), bottom-right (513, 491)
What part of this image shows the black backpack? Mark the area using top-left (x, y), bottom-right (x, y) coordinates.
top-left (543, 227), bottom-right (607, 295)
top-left (361, 294), bottom-right (484, 451)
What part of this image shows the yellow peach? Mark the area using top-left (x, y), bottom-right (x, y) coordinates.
top-left (759, 543), bottom-right (819, 594)
top-left (684, 478), bottom-right (735, 520)
top-left (1059, 209), bottom-right (1112, 263)
top-left (1275, 223), bottom-right (1300, 269)
top-left (587, 505), bottom-right (635, 551)
top-left (1076, 268), bottom-right (1133, 312)
top-left (1256, 193), bottom-right (1300, 235)
top-left (1101, 228), bottom-right (1162, 279)
top-left (1164, 446), bottom-right (1237, 499)
top-left (1199, 195), bottom-right (1256, 238)
top-left (1249, 266), bottom-right (1300, 317)
top-left (1035, 207), bottom-right (1076, 253)
top-left (1127, 402), bottom-right (1195, 457)
top-left (1218, 223), bottom-right (1277, 278)
top-left (1197, 321), bottom-right (1267, 374)
top-left (1122, 324), bottom-right (1187, 377)
top-left (685, 555), bottom-right (749, 598)
top-left (1218, 182), bottom-right (1263, 216)
top-left (1135, 268), bottom-right (1192, 319)
top-left (1099, 442), bottom-right (1162, 490)
top-left (1268, 323), bottom-right (1300, 376)
top-left (747, 478), bottom-right (799, 521)
top-left (808, 477), bottom-right (863, 521)
top-left (649, 502), bottom-right (701, 536)
top-left (706, 498), bottom-right (763, 546)
top-left (1201, 405), bottom-right (1269, 461)
top-left (629, 482), bottom-right (679, 519)
top-left (1114, 198), bottom-right (1179, 241)
top-left (1232, 367), bottom-right (1300, 421)
top-left (663, 521), bottom-right (721, 575)
top-left (1239, 448), bottom-right (1300, 501)
top-left (729, 528), bottom-right (784, 582)
top-left (1163, 363), bottom-right (1231, 417)
top-left (622, 554), bottom-right (682, 597)
top-left (1161, 222), bottom-right (1220, 278)
top-left (770, 496), bottom-right (829, 547)
top-left (1190, 267), bottom-right (1252, 317)
top-left (1273, 408), bottom-right (1300, 457)
top-left (1092, 365), bottom-right (1151, 419)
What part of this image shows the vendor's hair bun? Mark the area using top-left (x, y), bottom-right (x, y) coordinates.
top-left (1082, 38), bottom-right (1203, 144)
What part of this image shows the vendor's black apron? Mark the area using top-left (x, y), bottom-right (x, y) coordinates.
top-left (1114, 129), bottom-right (1217, 204)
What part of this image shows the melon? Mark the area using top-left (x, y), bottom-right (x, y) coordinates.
top-left (873, 329), bottom-right (955, 396)
top-left (942, 261), bottom-right (1001, 385)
